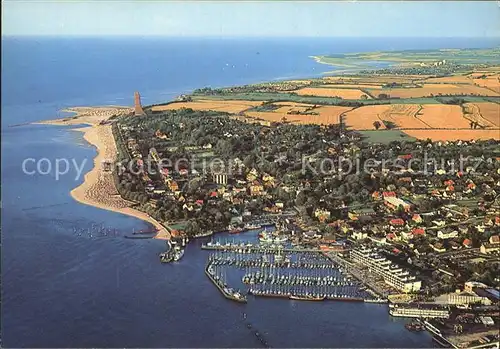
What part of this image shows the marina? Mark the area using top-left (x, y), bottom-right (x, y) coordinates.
top-left (201, 242), bottom-right (329, 254)
top-left (203, 231), bottom-right (376, 303)
top-left (205, 261), bottom-right (247, 303)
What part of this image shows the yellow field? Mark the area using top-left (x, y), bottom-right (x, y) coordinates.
top-left (463, 103), bottom-right (500, 128)
top-left (343, 105), bottom-right (390, 129)
top-left (312, 106), bottom-right (355, 124)
top-left (320, 84), bottom-right (384, 89)
top-left (418, 105), bottom-right (469, 128)
top-left (380, 104), bottom-right (429, 129)
top-left (274, 106), bottom-right (313, 114)
top-left (294, 87), bottom-right (371, 99)
top-left (246, 105), bottom-right (352, 125)
top-left (468, 72), bottom-right (495, 78)
top-left (151, 100), bottom-right (262, 113)
top-left (475, 102), bottom-right (500, 127)
top-left (472, 75), bottom-right (500, 94)
top-left (368, 83), bottom-right (499, 98)
top-left (423, 75), bottom-right (473, 84)
top-left (341, 104), bottom-right (471, 130)
top-left (404, 129), bottom-right (500, 141)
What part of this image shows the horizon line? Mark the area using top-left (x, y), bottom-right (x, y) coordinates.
top-left (3, 34), bottom-right (500, 39)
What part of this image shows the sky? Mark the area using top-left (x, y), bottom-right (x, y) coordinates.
top-left (2, 1), bottom-right (500, 37)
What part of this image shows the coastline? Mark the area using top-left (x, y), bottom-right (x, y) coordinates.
top-left (37, 106), bottom-right (171, 240)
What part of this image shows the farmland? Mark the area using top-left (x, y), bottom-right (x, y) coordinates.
top-left (379, 104), bottom-right (426, 129)
top-left (246, 105), bottom-right (353, 125)
top-left (313, 47), bottom-right (500, 70)
top-left (323, 75), bottom-right (427, 85)
top-left (366, 83), bottom-right (499, 99)
top-left (343, 105), bottom-right (391, 129)
top-left (151, 100), bottom-right (261, 113)
top-left (423, 75), bottom-right (473, 84)
top-left (294, 87), bottom-right (371, 99)
top-left (417, 104), bottom-right (470, 128)
top-left (463, 102), bottom-right (500, 128)
top-left (472, 73), bottom-right (500, 94)
top-left (319, 83), bottom-right (384, 89)
top-left (166, 50), bottom-right (499, 142)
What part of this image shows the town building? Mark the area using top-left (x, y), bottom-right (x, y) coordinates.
top-left (437, 230), bottom-right (459, 239)
top-left (350, 248), bottom-right (421, 293)
top-left (384, 196), bottom-right (412, 212)
top-left (448, 290), bottom-right (492, 306)
top-left (213, 173), bottom-right (228, 185)
top-left (389, 304), bottom-right (449, 319)
top-left (314, 209), bottom-right (331, 222)
top-left (480, 243), bottom-right (500, 254)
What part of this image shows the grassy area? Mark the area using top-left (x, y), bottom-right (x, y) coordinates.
top-left (194, 93), bottom-right (447, 105)
top-left (169, 222), bottom-right (187, 231)
top-left (358, 130), bottom-right (417, 144)
top-left (315, 47), bottom-right (500, 67)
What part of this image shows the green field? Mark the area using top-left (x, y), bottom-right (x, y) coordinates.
top-left (195, 93), bottom-right (449, 105)
top-left (169, 222), bottom-right (187, 231)
top-left (358, 130), bottom-right (416, 144)
top-left (314, 47), bottom-right (500, 69)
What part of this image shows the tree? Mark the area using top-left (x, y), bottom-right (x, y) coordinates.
top-left (360, 94), bottom-right (368, 100)
top-left (382, 120), bottom-right (397, 130)
top-left (187, 178), bottom-right (202, 193)
top-left (184, 219), bottom-right (201, 237)
top-left (295, 190), bottom-right (307, 206)
top-left (373, 121), bottom-right (382, 130)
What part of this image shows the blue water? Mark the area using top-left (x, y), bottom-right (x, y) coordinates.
top-left (2, 36), bottom-right (499, 348)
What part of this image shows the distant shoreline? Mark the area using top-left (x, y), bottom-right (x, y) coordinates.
top-left (36, 106), bottom-right (171, 241)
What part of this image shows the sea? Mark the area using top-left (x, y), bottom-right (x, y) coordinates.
top-left (2, 36), bottom-right (499, 348)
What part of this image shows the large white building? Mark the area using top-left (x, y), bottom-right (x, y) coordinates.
top-left (384, 196), bottom-right (411, 212)
top-left (448, 291), bottom-right (492, 306)
top-left (351, 248), bottom-right (422, 293)
top-left (212, 173), bottom-right (228, 185)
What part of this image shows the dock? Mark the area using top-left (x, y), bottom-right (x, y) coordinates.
top-left (205, 261), bottom-right (247, 303)
top-left (202, 243), bottom-right (326, 253)
top-left (208, 248), bottom-right (374, 302)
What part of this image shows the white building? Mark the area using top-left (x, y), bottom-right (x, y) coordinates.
top-left (213, 173), bottom-right (228, 185)
top-left (437, 230), bottom-right (459, 239)
top-left (351, 248), bottom-right (421, 293)
top-left (448, 291), bottom-right (492, 306)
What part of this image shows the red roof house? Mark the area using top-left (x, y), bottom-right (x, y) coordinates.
top-left (398, 154), bottom-right (412, 160)
top-left (390, 218), bottom-right (405, 226)
top-left (412, 228), bottom-right (426, 236)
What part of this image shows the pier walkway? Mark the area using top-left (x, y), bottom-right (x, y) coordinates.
top-left (202, 243), bottom-right (338, 254)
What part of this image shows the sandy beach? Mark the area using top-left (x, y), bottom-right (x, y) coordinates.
top-left (38, 106), bottom-right (171, 240)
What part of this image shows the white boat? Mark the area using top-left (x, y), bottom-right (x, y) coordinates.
top-left (173, 248), bottom-right (185, 261)
top-left (274, 235), bottom-right (288, 244)
top-left (259, 231), bottom-right (274, 243)
top-left (244, 223), bottom-right (262, 230)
